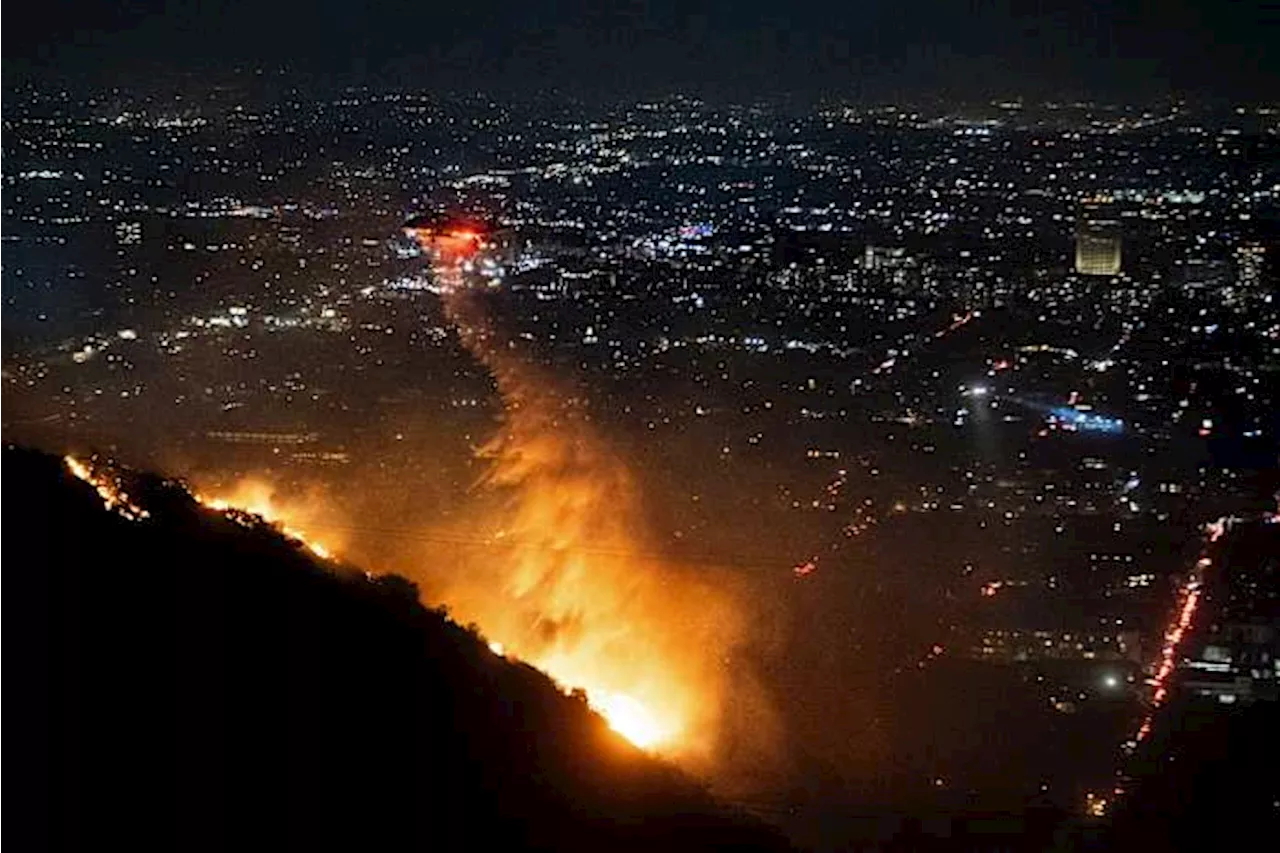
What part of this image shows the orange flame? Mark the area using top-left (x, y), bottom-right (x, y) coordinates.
top-left (399, 237), bottom-right (751, 758)
top-left (64, 455), bottom-right (150, 521)
top-left (186, 460), bottom-right (714, 752)
top-left (193, 479), bottom-right (337, 562)
top-left (177, 234), bottom-right (770, 766)
top-left (432, 343), bottom-right (738, 753)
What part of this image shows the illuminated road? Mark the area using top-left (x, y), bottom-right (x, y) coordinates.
top-left (1092, 515), bottom-right (1234, 816)
top-left (795, 308), bottom-right (979, 578)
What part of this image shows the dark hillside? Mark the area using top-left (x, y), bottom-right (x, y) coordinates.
top-left (3, 447), bottom-right (790, 852)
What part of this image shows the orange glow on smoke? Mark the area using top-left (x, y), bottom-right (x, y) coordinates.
top-left (194, 479), bottom-right (336, 562)
top-left (424, 360), bottom-right (741, 754)
top-left (391, 230), bottom-right (749, 756)
top-left (183, 235), bottom-right (755, 758)
top-left (189, 457), bottom-right (711, 753)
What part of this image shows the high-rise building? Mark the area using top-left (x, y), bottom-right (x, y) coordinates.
top-left (1235, 242), bottom-right (1265, 291)
top-left (864, 245), bottom-right (918, 292)
top-left (864, 244), bottom-right (908, 271)
top-left (115, 221), bottom-right (142, 246)
top-left (1075, 206), bottom-right (1122, 276)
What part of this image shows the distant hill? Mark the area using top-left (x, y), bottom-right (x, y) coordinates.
top-left (3, 447), bottom-right (792, 852)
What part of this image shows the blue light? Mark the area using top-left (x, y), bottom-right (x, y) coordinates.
top-left (1049, 407), bottom-right (1124, 434)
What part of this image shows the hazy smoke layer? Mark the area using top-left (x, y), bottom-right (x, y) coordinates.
top-left (423, 268), bottom-right (773, 771)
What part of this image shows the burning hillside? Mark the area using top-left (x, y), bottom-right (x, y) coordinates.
top-left (176, 224), bottom-right (767, 768)
top-left (400, 227), bottom-right (754, 760)
top-left (10, 446), bottom-right (793, 853)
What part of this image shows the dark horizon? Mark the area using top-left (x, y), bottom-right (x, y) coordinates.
top-left (5, 0), bottom-right (1278, 103)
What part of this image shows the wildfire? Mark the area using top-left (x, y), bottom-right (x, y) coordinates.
top-left (193, 481), bottom-right (336, 562)
top-left (189, 464), bottom-right (706, 753)
top-left (62, 219), bottom-right (759, 764)
top-left (65, 450), bottom-right (688, 753)
top-left (429, 388), bottom-right (734, 754)
top-left (64, 455), bottom-right (150, 521)
top-left (174, 226), bottom-right (759, 760)
top-left (396, 226), bottom-right (748, 756)
top-left (591, 692), bottom-right (666, 749)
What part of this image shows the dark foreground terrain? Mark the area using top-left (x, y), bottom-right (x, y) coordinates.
top-left (4, 447), bottom-right (790, 852)
top-left (6, 445), bottom-right (1278, 852)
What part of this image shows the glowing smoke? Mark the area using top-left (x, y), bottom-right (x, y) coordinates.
top-left (193, 477), bottom-right (348, 563)
top-left (409, 252), bottom-right (760, 763)
top-left (184, 230), bottom-right (779, 777)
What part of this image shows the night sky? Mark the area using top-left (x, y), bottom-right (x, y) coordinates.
top-left (5, 0), bottom-right (1278, 101)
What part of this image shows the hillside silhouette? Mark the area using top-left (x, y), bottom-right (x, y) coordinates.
top-left (1103, 698), bottom-right (1280, 852)
top-left (4, 447), bottom-right (792, 852)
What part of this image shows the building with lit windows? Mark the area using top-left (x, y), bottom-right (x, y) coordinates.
top-left (1235, 242), bottom-right (1265, 291)
top-left (1075, 206), bottom-right (1122, 276)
